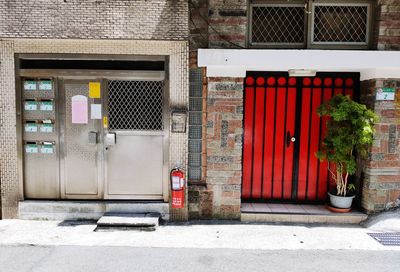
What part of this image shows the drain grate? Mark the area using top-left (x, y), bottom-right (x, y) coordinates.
top-left (368, 233), bottom-right (400, 246)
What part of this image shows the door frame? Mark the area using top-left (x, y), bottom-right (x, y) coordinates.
top-left (241, 71), bottom-right (360, 204)
top-left (18, 68), bottom-right (169, 201)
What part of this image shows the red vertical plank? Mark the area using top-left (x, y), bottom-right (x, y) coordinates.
top-left (242, 86), bottom-right (255, 199)
top-left (262, 87), bottom-right (276, 199)
top-left (307, 87), bottom-right (322, 201)
top-left (317, 88), bottom-right (332, 200)
top-left (297, 87), bottom-right (311, 201)
top-left (272, 87), bottom-right (286, 199)
top-left (251, 87), bottom-right (266, 198)
top-left (283, 87), bottom-right (296, 199)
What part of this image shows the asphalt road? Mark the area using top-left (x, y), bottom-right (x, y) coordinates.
top-left (0, 245), bottom-right (399, 272)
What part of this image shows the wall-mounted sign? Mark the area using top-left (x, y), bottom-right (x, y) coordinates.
top-left (24, 80), bottom-right (36, 91)
top-left (90, 104), bottom-right (102, 119)
top-left (40, 143), bottom-right (54, 154)
top-left (376, 88), bottom-right (395, 101)
top-left (25, 123), bottom-right (38, 133)
top-left (71, 95), bottom-right (88, 124)
top-left (89, 82), bottom-right (101, 98)
top-left (25, 143), bottom-right (39, 154)
top-left (39, 101), bottom-right (54, 111)
top-left (39, 80), bottom-right (52, 91)
top-left (171, 110), bottom-right (187, 133)
top-left (24, 100), bottom-right (38, 111)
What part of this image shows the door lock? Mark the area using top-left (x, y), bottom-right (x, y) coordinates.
top-left (286, 131), bottom-right (295, 147)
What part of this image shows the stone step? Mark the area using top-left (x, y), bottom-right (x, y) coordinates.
top-left (19, 201), bottom-right (169, 221)
top-left (96, 212), bottom-right (161, 231)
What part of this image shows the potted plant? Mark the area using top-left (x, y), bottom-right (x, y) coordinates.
top-left (316, 94), bottom-right (377, 210)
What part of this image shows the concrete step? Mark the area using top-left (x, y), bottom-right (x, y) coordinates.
top-left (96, 212), bottom-right (160, 231)
top-left (241, 203), bottom-right (368, 224)
top-left (19, 201), bottom-right (169, 221)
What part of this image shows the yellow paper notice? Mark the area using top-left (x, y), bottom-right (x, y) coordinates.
top-left (89, 82), bottom-right (101, 98)
top-left (103, 117), bottom-right (108, 128)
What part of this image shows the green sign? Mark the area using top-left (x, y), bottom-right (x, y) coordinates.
top-left (25, 123), bottom-right (38, 133)
top-left (376, 87), bottom-right (396, 101)
top-left (39, 80), bottom-right (52, 91)
top-left (40, 123), bottom-right (54, 133)
top-left (24, 101), bottom-right (38, 111)
top-left (40, 144), bottom-right (54, 154)
top-left (24, 80), bottom-right (36, 91)
top-left (39, 101), bottom-right (53, 111)
top-left (25, 144), bottom-right (38, 154)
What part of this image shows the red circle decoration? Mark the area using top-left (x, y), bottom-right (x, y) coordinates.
top-left (246, 76), bottom-right (255, 86)
top-left (313, 77), bottom-right (322, 86)
top-left (345, 78), bottom-right (354, 87)
top-left (334, 78), bottom-right (343, 87)
top-left (288, 77), bottom-right (296, 86)
top-left (267, 77), bottom-right (276, 86)
top-left (324, 78), bottom-right (333, 86)
top-left (278, 77), bottom-right (286, 86)
top-left (256, 77), bottom-right (265, 86)
top-left (303, 77), bottom-right (311, 86)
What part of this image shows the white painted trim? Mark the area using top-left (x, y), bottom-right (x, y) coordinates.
top-left (198, 49), bottom-right (400, 80)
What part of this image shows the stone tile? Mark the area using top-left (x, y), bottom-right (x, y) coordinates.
top-left (290, 214), bottom-right (309, 223)
top-left (267, 204), bottom-right (289, 213)
top-left (252, 203), bottom-right (271, 213)
top-left (301, 205), bottom-right (330, 215)
top-left (284, 204), bottom-right (307, 214)
top-left (240, 203), bottom-right (254, 213)
top-left (241, 213), bottom-right (256, 222)
top-left (308, 215), bottom-right (328, 223)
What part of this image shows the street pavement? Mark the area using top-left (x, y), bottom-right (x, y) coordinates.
top-left (0, 245), bottom-right (399, 272)
top-left (0, 209), bottom-right (399, 271)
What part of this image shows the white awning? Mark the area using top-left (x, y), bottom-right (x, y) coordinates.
top-left (198, 49), bottom-right (400, 80)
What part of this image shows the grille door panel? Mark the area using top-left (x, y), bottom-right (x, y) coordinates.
top-left (105, 79), bottom-right (167, 199)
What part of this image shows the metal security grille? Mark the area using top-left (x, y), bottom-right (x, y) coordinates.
top-left (368, 233), bottom-right (400, 246)
top-left (188, 68), bottom-right (204, 181)
top-left (108, 80), bottom-right (164, 130)
top-left (312, 4), bottom-right (369, 44)
top-left (251, 5), bottom-right (305, 45)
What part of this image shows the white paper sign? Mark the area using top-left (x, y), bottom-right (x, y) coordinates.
top-left (39, 80), bottom-right (52, 91)
top-left (40, 101), bottom-right (54, 111)
top-left (40, 144), bottom-right (54, 154)
top-left (90, 104), bottom-right (102, 119)
top-left (24, 81), bottom-right (36, 91)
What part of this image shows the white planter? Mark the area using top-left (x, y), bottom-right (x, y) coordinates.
top-left (328, 192), bottom-right (355, 209)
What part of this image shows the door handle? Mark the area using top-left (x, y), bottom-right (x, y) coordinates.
top-left (105, 133), bottom-right (116, 147)
top-left (286, 131), bottom-right (296, 147)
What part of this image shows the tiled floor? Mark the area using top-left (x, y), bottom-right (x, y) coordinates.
top-left (241, 203), bottom-right (368, 224)
top-left (242, 203), bottom-right (342, 215)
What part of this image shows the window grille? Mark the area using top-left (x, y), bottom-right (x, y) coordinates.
top-left (108, 80), bottom-right (164, 131)
top-left (250, 4), bottom-right (306, 46)
top-left (188, 68), bottom-right (204, 181)
top-left (312, 3), bottom-right (370, 44)
top-left (249, 1), bottom-right (372, 49)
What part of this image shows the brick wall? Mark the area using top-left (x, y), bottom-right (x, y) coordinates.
top-left (0, 0), bottom-right (188, 40)
top-left (361, 79), bottom-right (400, 212)
top-left (206, 77), bottom-right (243, 219)
top-left (377, 0), bottom-right (400, 50)
top-left (208, 0), bottom-right (247, 48)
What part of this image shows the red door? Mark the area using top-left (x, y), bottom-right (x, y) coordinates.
top-left (242, 72), bottom-right (358, 202)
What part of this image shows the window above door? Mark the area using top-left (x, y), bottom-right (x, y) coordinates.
top-left (249, 0), bottom-right (374, 49)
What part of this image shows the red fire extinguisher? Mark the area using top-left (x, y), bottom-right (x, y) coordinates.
top-left (171, 167), bottom-right (185, 209)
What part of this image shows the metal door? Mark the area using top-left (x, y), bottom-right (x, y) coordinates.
top-left (242, 72), bottom-right (358, 203)
top-left (104, 79), bottom-right (168, 200)
top-left (61, 80), bottom-right (102, 198)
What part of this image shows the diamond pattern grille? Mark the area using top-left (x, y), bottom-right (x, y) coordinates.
top-left (108, 80), bottom-right (164, 130)
top-left (251, 5), bottom-right (305, 44)
top-left (313, 5), bottom-right (368, 43)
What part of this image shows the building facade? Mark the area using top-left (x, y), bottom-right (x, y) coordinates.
top-left (0, 0), bottom-right (399, 221)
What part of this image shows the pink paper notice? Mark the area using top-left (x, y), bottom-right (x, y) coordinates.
top-left (71, 95), bottom-right (88, 124)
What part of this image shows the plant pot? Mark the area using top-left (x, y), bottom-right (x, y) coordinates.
top-left (328, 192), bottom-right (355, 209)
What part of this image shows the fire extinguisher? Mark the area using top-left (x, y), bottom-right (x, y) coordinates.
top-left (170, 166), bottom-right (185, 209)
